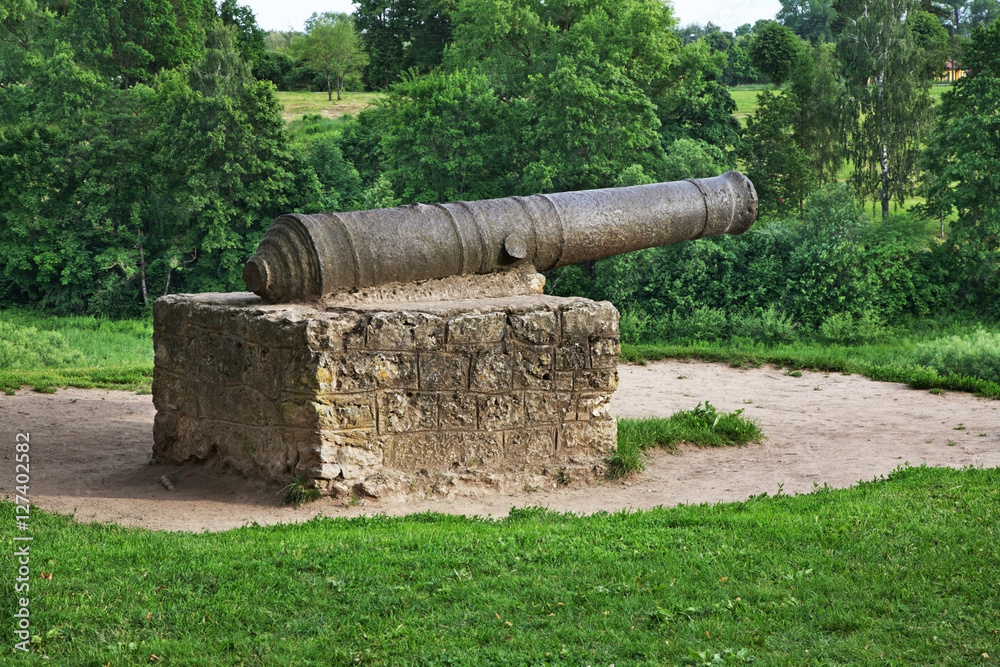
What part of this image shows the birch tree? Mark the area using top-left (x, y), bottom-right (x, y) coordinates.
top-left (836, 0), bottom-right (932, 219)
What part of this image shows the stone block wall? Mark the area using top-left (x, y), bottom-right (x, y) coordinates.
top-left (152, 290), bottom-right (619, 499)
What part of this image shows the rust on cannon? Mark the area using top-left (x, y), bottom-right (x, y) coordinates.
top-left (243, 171), bottom-right (758, 303)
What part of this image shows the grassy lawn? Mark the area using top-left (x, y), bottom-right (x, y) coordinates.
top-left (275, 91), bottom-right (382, 123)
top-left (2, 464), bottom-right (996, 664)
top-left (0, 308), bottom-right (152, 394)
top-left (621, 322), bottom-right (1000, 400)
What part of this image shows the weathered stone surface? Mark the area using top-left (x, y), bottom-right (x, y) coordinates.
top-left (575, 368), bottom-right (619, 393)
top-left (562, 301), bottom-right (619, 338)
top-left (438, 391), bottom-right (478, 429)
top-left (510, 343), bottom-right (554, 389)
top-left (419, 352), bottom-right (470, 390)
top-left (378, 391), bottom-right (438, 433)
top-left (590, 338), bottom-right (621, 369)
top-left (559, 419), bottom-right (617, 457)
top-left (478, 394), bottom-right (526, 430)
top-left (153, 334), bottom-right (197, 375)
top-left (525, 392), bottom-right (575, 423)
top-left (365, 312), bottom-right (444, 350)
top-left (510, 309), bottom-right (558, 344)
top-left (448, 311), bottom-right (506, 344)
top-left (469, 352), bottom-right (512, 392)
top-left (313, 394), bottom-right (376, 430)
top-left (335, 352), bottom-right (418, 391)
top-left (153, 289), bottom-right (620, 496)
top-left (441, 431), bottom-right (505, 467)
top-left (577, 394), bottom-right (612, 421)
top-left (556, 338), bottom-right (589, 370)
top-left (505, 427), bottom-right (558, 464)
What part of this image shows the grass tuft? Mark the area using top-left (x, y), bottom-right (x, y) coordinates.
top-left (278, 474), bottom-right (323, 507)
top-left (608, 402), bottom-right (762, 478)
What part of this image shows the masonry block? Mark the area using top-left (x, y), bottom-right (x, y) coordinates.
top-left (152, 281), bottom-right (619, 498)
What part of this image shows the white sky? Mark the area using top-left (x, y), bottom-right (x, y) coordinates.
top-left (243, 0), bottom-right (781, 34)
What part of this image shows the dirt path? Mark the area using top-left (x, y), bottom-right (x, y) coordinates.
top-left (1, 360), bottom-right (997, 532)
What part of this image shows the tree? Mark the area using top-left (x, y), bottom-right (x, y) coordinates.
top-left (353, 0), bottom-right (456, 90)
top-left (778, 0), bottom-right (838, 43)
top-left (748, 20), bottom-right (804, 86)
top-left (656, 40), bottom-right (742, 153)
top-left (835, 0), bottom-right (933, 219)
top-left (921, 20), bottom-right (1000, 311)
top-left (738, 89), bottom-right (813, 216)
top-left (217, 0), bottom-right (265, 67)
top-left (378, 69), bottom-right (517, 201)
top-left (66, 0), bottom-right (186, 86)
top-left (294, 13), bottom-right (368, 100)
top-left (789, 41), bottom-right (851, 183)
top-left (909, 9), bottom-right (950, 78)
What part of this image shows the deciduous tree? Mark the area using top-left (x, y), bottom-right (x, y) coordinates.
top-left (294, 13), bottom-right (368, 100)
top-left (921, 20), bottom-right (1000, 311)
top-left (835, 0), bottom-right (933, 219)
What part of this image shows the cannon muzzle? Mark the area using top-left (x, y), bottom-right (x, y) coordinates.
top-left (243, 171), bottom-right (758, 303)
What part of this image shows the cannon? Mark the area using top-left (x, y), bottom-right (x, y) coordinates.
top-left (243, 171), bottom-right (758, 303)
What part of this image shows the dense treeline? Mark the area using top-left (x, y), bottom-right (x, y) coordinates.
top-left (0, 0), bottom-right (350, 315)
top-left (1, 0), bottom-right (998, 331)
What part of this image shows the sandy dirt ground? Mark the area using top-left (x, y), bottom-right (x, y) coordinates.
top-left (1, 360), bottom-right (997, 532)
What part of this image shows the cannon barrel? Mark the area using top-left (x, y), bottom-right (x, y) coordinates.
top-left (243, 171), bottom-right (758, 303)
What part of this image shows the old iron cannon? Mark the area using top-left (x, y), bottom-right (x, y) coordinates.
top-left (243, 171), bottom-right (758, 303)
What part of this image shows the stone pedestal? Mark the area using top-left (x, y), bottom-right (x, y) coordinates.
top-left (152, 273), bottom-right (619, 499)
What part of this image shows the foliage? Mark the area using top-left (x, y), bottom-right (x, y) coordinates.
top-left (526, 56), bottom-right (666, 192)
top-left (292, 13), bottom-right (368, 101)
top-left (835, 0), bottom-right (934, 218)
top-left (3, 466), bottom-right (999, 662)
top-left (778, 0), bottom-right (838, 43)
top-left (909, 8), bottom-right (951, 78)
top-left (353, 0), bottom-right (456, 90)
top-left (0, 12), bottom-right (321, 316)
top-left (656, 40), bottom-right (742, 153)
top-left (738, 89), bottom-right (813, 216)
top-left (217, 0), bottom-right (265, 67)
top-left (910, 329), bottom-right (1000, 384)
top-left (64, 0), bottom-right (207, 86)
top-left (609, 403), bottom-right (763, 478)
top-left (549, 185), bottom-right (941, 333)
top-left (788, 41), bottom-right (852, 185)
top-left (379, 68), bottom-right (517, 202)
top-left (660, 138), bottom-right (729, 182)
top-left (921, 19), bottom-right (1000, 314)
top-left (748, 19), bottom-right (804, 86)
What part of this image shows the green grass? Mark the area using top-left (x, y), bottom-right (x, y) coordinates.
top-left (275, 91), bottom-right (382, 122)
top-left (621, 325), bottom-right (1000, 400)
top-left (729, 87), bottom-right (765, 126)
top-left (2, 464), bottom-right (997, 664)
top-left (610, 403), bottom-right (763, 478)
top-left (0, 308), bottom-right (153, 394)
top-left (286, 112), bottom-right (357, 145)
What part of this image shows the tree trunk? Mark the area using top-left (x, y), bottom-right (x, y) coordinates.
top-left (137, 231), bottom-right (149, 307)
top-left (337, 75), bottom-right (343, 101)
top-left (327, 72), bottom-right (332, 101)
top-left (879, 140), bottom-right (890, 221)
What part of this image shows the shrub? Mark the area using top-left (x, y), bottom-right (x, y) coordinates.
top-left (818, 311), bottom-right (886, 345)
top-left (670, 307), bottom-right (728, 342)
top-left (730, 305), bottom-right (797, 345)
top-left (909, 330), bottom-right (1000, 385)
top-left (0, 320), bottom-right (84, 369)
